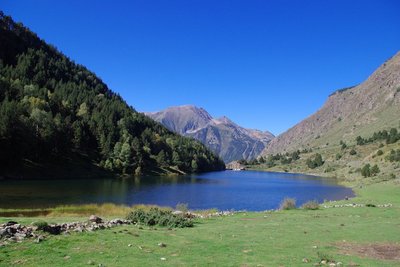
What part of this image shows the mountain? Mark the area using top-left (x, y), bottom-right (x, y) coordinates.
top-left (250, 52), bottom-right (400, 183)
top-left (263, 51), bottom-right (400, 155)
top-left (146, 105), bottom-right (274, 162)
top-left (0, 12), bottom-right (225, 178)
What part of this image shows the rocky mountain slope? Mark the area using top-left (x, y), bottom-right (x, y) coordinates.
top-left (263, 51), bottom-right (400, 155)
top-left (146, 105), bottom-right (274, 162)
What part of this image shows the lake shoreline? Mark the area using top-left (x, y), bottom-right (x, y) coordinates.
top-left (0, 170), bottom-right (354, 211)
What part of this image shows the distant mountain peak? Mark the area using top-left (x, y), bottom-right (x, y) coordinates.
top-left (146, 105), bottom-right (275, 162)
top-left (213, 116), bottom-right (236, 125)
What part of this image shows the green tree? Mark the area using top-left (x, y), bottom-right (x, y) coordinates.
top-left (361, 164), bottom-right (371, 177)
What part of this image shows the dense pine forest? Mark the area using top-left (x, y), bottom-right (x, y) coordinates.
top-left (0, 12), bottom-right (225, 178)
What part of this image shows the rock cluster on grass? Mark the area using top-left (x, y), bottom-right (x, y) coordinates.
top-left (187, 210), bottom-right (235, 219)
top-left (0, 216), bottom-right (131, 246)
top-left (322, 203), bottom-right (393, 208)
top-left (0, 221), bottom-right (36, 244)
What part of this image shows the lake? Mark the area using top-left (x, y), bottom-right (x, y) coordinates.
top-left (0, 171), bottom-right (354, 211)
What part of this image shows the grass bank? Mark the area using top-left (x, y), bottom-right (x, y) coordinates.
top-left (1, 180), bottom-right (399, 266)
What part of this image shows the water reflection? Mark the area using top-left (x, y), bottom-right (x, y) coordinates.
top-left (0, 171), bottom-right (354, 211)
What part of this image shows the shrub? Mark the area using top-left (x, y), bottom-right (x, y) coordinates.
top-left (361, 164), bottom-right (371, 177)
top-left (126, 208), bottom-right (193, 228)
top-left (376, 150), bottom-right (384, 156)
top-left (317, 251), bottom-right (335, 263)
top-left (32, 220), bottom-right (48, 231)
top-left (341, 142), bottom-right (347, 150)
top-left (175, 203), bottom-right (188, 213)
top-left (349, 149), bottom-right (357, 155)
top-left (335, 153), bottom-right (342, 160)
top-left (324, 166), bottom-right (335, 173)
top-left (356, 136), bottom-right (365, 145)
top-left (361, 164), bottom-right (379, 177)
top-left (301, 200), bottom-right (320, 210)
top-left (371, 164), bottom-right (380, 175)
top-left (279, 198), bottom-right (296, 210)
top-left (306, 153), bottom-right (324, 169)
top-left (387, 149), bottom-right (400, 162)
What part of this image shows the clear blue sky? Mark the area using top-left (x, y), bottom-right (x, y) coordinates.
top-left (2, 1), bottom-right (399, 135)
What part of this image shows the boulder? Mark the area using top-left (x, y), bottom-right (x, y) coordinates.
top-left (0, 229), bottom-right (7, 238)
top-left (89, 215), bottom-right (103, 224)
top-left (6, 221), bottom-right (18, 227)
top-left (43, 225), bottom-right (62, 235)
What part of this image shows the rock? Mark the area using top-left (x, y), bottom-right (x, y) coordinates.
top-left (35, 235), bottom-right (45, 243)
top-left (302, 258), bottom-right (310, 263)
top-left (64, 255), bottom-right (71, 260)
top-left (128, 244), bottom-right (132, 247)
top-left (6, 221), bottom-right (18, 226)
top-left (158, 242), bottom-right (167, 248)
top-left (89, 215), bottom-right (103, 224)
top-left (74, 227), bottom-right (84, 233)
top-left (160, 257), bottom-right (166, 261)
top-left (172, 210), bottom-right (183, 216)
top-left (87, 260), bottom-right (95, 265)
top-left (0, 229), bottom-right (7, 238)
top-left (14, 232), bottom-right (26, 240)
top-left (329, 263), bottom-right (336, 267)
top-left (43, 225), bottom-right (61, 235)
top-left (320, 260), bottom-right (327, 265)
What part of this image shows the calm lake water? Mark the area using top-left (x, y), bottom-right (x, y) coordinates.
top-left (0, 171), bottom-right (353, 211)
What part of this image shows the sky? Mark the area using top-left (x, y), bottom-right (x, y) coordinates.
top-left (1, 1), bottom-right (400, 135)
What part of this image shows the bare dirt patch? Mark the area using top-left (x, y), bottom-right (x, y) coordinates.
top-left (337, 242), bottom-right (400, 261)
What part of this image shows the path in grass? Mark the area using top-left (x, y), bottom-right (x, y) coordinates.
top-left (0, 180), bottom-right (399, 266)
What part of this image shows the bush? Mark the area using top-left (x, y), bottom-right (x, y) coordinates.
top-left (306, 153), bottom-right (324, 169)
top-left (301, 200), bottom-right (320, 210)
top-left (387, 149), bottom-right (400, 162)
top-left (175, 203), bottom-right (188, 213)
top-left (349, 149), bottom-right (357, 155)
top-left (371, 164), bottom-right (380, 175)
top-left (126, 208), bottom-right (193, 228)
top-left (335, 153), bottom-right (342, 160)
top-left (279, 198), bottom-right (296, 210)
top-left (361, 164), bottom-right (380, 177)
top-left (361, 164), bottom-right (371, 177)
top-left (376, 150), bottom-right (384, 156)
top-left (32, 220), bottom-right (48, 231)
top-left (324, 166), bottom-right (335, 173)
top-left (341, 142), bottom-right (347, 150)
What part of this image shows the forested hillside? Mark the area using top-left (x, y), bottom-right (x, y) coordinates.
top-left (0, 12), bottom-right (225, 178)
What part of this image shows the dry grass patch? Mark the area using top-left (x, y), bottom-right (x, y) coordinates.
top-left (337, 242), bottom-right (400, 261)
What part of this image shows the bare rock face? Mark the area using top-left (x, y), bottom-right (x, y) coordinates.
top-left (263, 51), bottom-right (400, 155)
top-left (145, 105), bottom-right (274, 162)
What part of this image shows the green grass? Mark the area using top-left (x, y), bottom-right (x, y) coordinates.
top-left (1, 180), bottom-right (399, 266)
